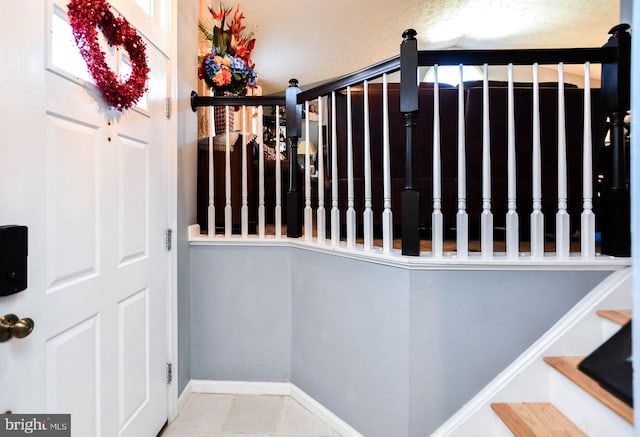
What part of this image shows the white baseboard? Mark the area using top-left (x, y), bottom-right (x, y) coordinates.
top-left (289, 383), bottom-right (364, 437)
top-left (177, 380), bottom-right (193, 416)
top-left (191, 379), bottom-right (291, 396)
top-left (181, 379), bottom-right (363, 437)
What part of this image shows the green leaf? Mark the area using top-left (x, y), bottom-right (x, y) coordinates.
top-left (198, 22), bottom-right (213, 41)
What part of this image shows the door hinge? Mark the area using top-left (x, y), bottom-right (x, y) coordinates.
top-left (165, 97), bottom-right (172, 119)
top-left (166, 362), bottom-right (173, 385)
top-left (165, 228), bottom-right (173, 251)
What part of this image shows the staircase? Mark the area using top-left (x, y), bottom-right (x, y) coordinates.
top-left (431, 268), bottom-right (634, 436)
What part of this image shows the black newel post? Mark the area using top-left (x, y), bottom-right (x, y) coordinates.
top-left (286, 79), bottom-right (303, 237)
top-left (400, 29), bottom-right (420, 256)
top-left (600, 24), bottom-right (631, 256)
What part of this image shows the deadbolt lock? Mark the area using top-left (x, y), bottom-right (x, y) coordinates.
top-left (0, 313), bottom-right (34, 342)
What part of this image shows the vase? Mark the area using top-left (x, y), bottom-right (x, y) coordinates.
top-left (213, 90), bottom-right (235, 136)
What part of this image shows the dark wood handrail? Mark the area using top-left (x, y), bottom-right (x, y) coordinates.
top-left (190, 90), bottom-right (286, 111)
top-left (416, 47), bottom-right (617, 67)
top-left (293, 48), bottom-right (617, 106)
top-left (296, 55), bottom-right (400, 103)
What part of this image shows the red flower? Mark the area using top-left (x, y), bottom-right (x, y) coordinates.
top-left (234, 38), bottom-right (255, 63)
top-left (229, 6), bottom-right (246, 36)
top-left (209, 5), bottom-right (231, 22)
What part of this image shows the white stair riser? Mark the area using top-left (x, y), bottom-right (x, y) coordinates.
top-left (548, 369), bottom-right (632, 436)
top-left (601, 317), bottom-right (627, 338)
top-left (444, 407), bottom-right (515, 436)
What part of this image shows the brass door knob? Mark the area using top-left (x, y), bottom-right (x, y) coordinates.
top-left (0, 314), bottom-right (34, 342)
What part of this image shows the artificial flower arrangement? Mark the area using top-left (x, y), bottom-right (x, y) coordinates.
top-left (198, 3), bottom-right (257, 95)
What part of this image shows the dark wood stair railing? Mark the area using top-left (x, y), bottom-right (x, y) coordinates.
top-left (190, 24), bottom-right (631, 258)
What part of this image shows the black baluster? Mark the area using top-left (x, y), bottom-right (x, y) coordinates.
top-left (400, 29), bottom-right (420, 256)
top-left (600, 24), bottom-right (631, 256)
top-left (286, 79), bottom-right (303, 237)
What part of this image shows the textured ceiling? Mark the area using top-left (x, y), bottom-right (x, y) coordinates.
top-left (209, 0), bottom-right (621, 95)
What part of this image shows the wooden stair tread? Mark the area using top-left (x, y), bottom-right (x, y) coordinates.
top-left (596, 309), bottom-right (631, 325)
top-left (543, 356), bottom-right (633, 424)
top-left (491, 402), bottom-right (586, 436)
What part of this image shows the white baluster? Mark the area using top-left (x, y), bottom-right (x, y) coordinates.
top-left (316, 96), bottom-right (326, 243)
top-left (432, 65), bottom-right (443, 258)
top-left (275, 105), bottom-right (282, 238)
top-left (530, 63), bottom-right (544, 258)
top-left (224, 105), bottom-right (232, 237)
top-left (257, 105), bottom-right (265, 237)
top-left (331, 92), bottom-right (340, 246)
top-left (363, 81), bottom-right (374, 251)
top-left (241, 106), bottom-right (248, 237)
top-left (581, 62), bottom-right (595, 258)
top-left (481, 63), bottom-right (493, 258)
top-left (382, 74), bottom-right (393, 254)
top-left (304, 101), bottom-right (313, 241)
top-left (556, 63), bottom-right (570, 258)
top-left (506, 63), bottom-right (519, 258)
top-left (456, 64), bottom-right (468, 257)
top-left (207, 98), bottom-right (215, 237)
top-left (346, 86), bottom-right (356, 248)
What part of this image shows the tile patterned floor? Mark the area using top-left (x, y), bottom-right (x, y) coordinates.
top-left (160, 393), bottom-right (342, 437)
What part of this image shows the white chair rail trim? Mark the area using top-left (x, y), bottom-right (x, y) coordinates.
top-left (188, 225), bottom-right (630, 271)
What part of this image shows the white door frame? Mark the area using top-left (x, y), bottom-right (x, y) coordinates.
top-left (166, 0), bottom-right (179, 422)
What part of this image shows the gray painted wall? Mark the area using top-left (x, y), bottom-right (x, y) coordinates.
top-left (291, 249), bottom-right (411, 437)
top-left (190, 246), bottom-right (292, 381)
top-left (187, 245), bottom-right (611, 436)
top-left (408, 270), bottom-right (609, 436)
top-left (176, 0), bottom-right (198, 394)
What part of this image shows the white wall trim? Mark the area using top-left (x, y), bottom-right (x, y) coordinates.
top-left (177, 380), bottom-right (193, 416)
top-left (179, 379), bottom-right (363, 437)
top-left (189, 235), bottom-right (630, 271)
top-left (191, 379), bottom-right (291, 395)
top-left (188, 224), bottom-right (201, 239)
top-left (431, 267), bottom-right (632, 436)
top-left (289, 384), bottom-right (364, 437)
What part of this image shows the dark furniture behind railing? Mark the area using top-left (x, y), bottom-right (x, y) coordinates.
top-left (329, 82), bottom-right (606, 239)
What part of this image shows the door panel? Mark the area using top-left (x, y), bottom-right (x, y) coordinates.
top-left (46, 317), bottom-right (101, 437)
top-left (118, 287), bottom-right (149, 428)
top-left (118, 137), bottom-right (148, 264)
top-left (45, 114), bottom-right (100, 288)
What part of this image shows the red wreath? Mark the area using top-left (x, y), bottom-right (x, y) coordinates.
top-left (67, 0), bottom-right (149, 111)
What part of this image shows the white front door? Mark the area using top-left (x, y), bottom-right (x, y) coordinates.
top-left (0, 1), bottom-right (173, 436)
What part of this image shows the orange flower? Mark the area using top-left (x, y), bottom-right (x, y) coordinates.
top-left (220, 68), bottom-right (232, 84)
top-left (213, 68), bottom-right (232, 86)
